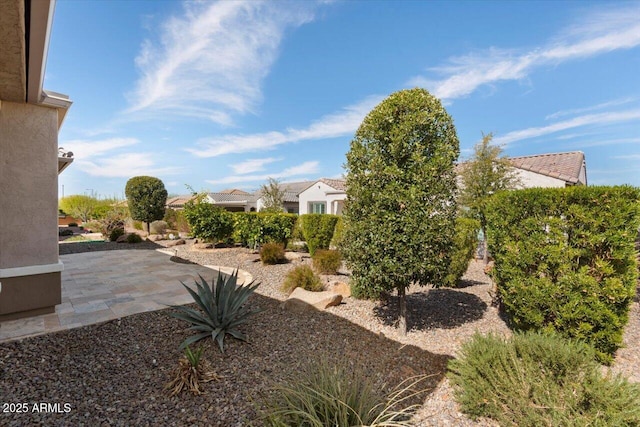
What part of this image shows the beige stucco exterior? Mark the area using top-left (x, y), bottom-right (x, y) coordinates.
top-left (0, 0), bottom-right (70, 320)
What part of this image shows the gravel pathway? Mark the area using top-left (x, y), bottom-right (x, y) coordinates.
top-left (2, 240), bottom-right (637, 426)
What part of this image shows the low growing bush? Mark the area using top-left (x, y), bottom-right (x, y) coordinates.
top-left (312, 249), bottom-right (342, 275)
top-left (448, 332), bottom-right (640, 426)
top-left (99, 210), bottom-right (126, 238)
top-left (126, 233), bottom-right (143, 243)
top-left (300, 214), bottom-right (339, 256)
top-left (109, 227), bottom-right (125, 242)
top-left (150, 220), bottom-right (168, 235)
top-left (485, 185), bottom-right (640, 363)
top-left (260, 243), bottom-right (286, 265)
top-left (261, 359), bottom-right (421, 427)
top-left (443, 216), bottom-right (480, 287)
top-left (281, 265), bottom-right (323, 294)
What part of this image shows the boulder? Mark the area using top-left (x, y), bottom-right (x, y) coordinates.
top-left (165, 239), bottom-right (186, 247)
top-left (193, 242), bottom-right (214, 250)
top-left (116, 234), bottom-right (129, 243)
top-left (282, 288), bottom-right (342, 312)
top-left (326, 281), bottom-right (351, 298)
top-left (146, 234), bottom-right (163, 242)
top-left (284, 251), bottom-right (303, 262)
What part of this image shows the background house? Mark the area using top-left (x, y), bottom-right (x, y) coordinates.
top-left (1, 0), bottom-right (73, 320)
top-left (298, 179), bottom-right (346, 215)
top-left (511, 151), bottom-right (587, 187)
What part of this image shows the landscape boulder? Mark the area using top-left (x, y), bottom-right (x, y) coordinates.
top-left (146, 234), bottom-right (163, 242)
top-left (193, 242), bottom-right (214, 250)
top-left (282, 288), bottom-right (342, 312)
top-left (165, 239), bottom-right (186, 247)
top-left (326, 281), bottom-right (351, 298)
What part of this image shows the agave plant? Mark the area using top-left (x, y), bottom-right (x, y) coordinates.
top-left (171, 270), bottom-right (261, 352)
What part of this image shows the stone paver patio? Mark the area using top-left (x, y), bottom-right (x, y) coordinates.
top-left (0, 249), bottom-right (252, 343)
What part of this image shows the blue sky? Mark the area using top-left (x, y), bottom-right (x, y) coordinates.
top-left (48, 0), bottom-right (640, 199)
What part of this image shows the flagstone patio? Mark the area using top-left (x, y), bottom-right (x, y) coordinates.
top-left (0, 249), bottom-right (252, 342)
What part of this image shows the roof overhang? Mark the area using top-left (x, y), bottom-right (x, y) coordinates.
top-left (57, 155), bottom-right (73, 174)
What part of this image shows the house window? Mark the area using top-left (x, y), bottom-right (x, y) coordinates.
top-left (309, 202), bottom-right (326, 214)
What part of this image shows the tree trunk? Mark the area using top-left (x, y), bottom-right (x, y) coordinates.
top-left (146, 222), bottom-right (150, 234)
top-left (398, 286), bottom-right (407, 335)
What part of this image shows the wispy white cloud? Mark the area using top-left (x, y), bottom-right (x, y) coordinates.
top-left (574, 137), bottom-right (640, 148)
top-left (126, 1), bottom-right (320, 124)
top-left (610, 154), bottom-right (640, 160)
top-left (76, 153), bottom-right (182, 178)
top-left (63, 137), bottom-right (140, 160)
top-left (545, 97), bottom-right (637, 120)
top-left (188, 95), bottom-right (383, 157)
top-left (207, 161), bottom-right (319, 185)
top-left (230, 157), bottom-right (281, 174)
top-left (493, 109), bottom-right (640, 146)
top-left (409, 4), bottom-right (640, 100)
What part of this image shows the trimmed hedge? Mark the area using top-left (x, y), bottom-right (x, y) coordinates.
top-left (183, 199), bottom-right (234, 242)
top-left (485, 185), bottom-right (640, 363)
top-left (300, 214), bottom-right (339, 256)
top-left (444, 216), bottom-right (480, 287)
top-left (233, 212), bottom-right (297, 248)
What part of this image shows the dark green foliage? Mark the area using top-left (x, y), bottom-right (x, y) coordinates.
top-left (300, 214), bottom-right (339, 256)
top-left (58, 228), bottom-right (74, 236)
top-left (170, 271), bottom-right (261, 352)
top-left (444, 217), bottom-right (480, 287)
top-left (312, 249), bottom-right (342, 275)
top-left (448, 332), bottom-right (640, 426)
top-left (109, 227), bottom-right (125, 242)
top-left (343, 89), bottom-right (459, 311)
top-left (183, 196), bottom-right (234, 242)
top-left (126, 233), bottom-right (143, 243)
top-left (485, 185), bottom-right (640, 363)
top-left (281, 265), bottom-right (323, 294)
top-left (260, 243), bottom-right (287, 265)
top-left (125, 176), bottom-right (168, 230)
top-left (262, 359), bottom-right (419, 427)
top-left (233, 212), bottom-right (297, 248)
top-left (67, 222), bottom-right (78, 227)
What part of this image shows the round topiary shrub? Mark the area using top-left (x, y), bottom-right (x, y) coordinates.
top-left (126, 233), bottom-right (143, 243)
top-left (260, 243), bottom-right (286, 265)
top-left (109, 227), bottom-right (125, 242)
top-left (312, 249), bottom-right (342, 275)
top-left (281, 265), bottom-right (323, 294)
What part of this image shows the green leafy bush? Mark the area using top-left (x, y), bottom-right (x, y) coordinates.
top-left (260, 243), bottom-right (286, 265)
top-left (126, 233), bottom-right (143, 243)
top-left (300, 214), bottom-right (339, 256)
top-left (183, 196), bottom-right (234, 243)
top-left (109, 227), bottom-right (125, 242)
top-left (133, 220), bottom-right (144, 231)
top-left (170, 271), bottom-right (261, 352)
top-left (312, 249), bottom-right (342, 275)
top-left (281, 265), bottom-right (323, 294)
top-left (261, 359), bottom-right (420, 427)
top-left (150, 220), bottom-right (168, 235)
top-left (448, 332), bottom-right (640, 426)
top-left (125, 176), bottom-right (168, 231)
top-left (330, 216), bottom-right (344, 249)
top-left (233, 212), bottom-right (297, 248)
top-left (444, 216), bottom-right (480, 287)
top-left (485, 186), bottom-right (640, 363)
top-left (163, 207), bottom-right (178, 229)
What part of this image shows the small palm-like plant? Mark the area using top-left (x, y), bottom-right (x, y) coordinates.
top-left (170, 270), bottom-right (260, 352)
top-left (165, 345), bottom-right (221, 396)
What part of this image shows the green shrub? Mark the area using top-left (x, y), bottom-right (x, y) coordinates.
top-left (58, 228), bottom-right (74, 236)
top-left (300, 214), bottom-right (339, 256)
top-left (67, 222), bottom-right (78, 227)
top-left (133, 220), bottom-right (144, 231)
top-left (260, 243), bottom-right (286, 265)
top-left (312, 249), bottom-right (342, 275)
top-left (126, 233), bottom-right (143, 243)
top-left (163, 207), bottom-right (178, 229)
top-left (99, 210), bottom-right (126, 238)
top-left (281, 265), bottom-right (323, 294)
top-left (330, 216), bottom-right (344, 249)
top-left (444, 216), bottom-right (480, 287)
top-left (170, 271), bottom-right (261, 352)
top-left (261, 359), bottom-right (420, 427)
top-left (233, 212), bottom-right (297, 248)
top-left (109, 227), bottom-right (125, 242)
top-left (485, 186), bottom-right (640, 363)
top-left (448, 332), bottom-right (640, 426)
top-left (175, 210), bottom-right (190, 234)
top-left (150, 220), bottom-right (168, 235)
top-left (183, 196), bottom-right (234, 243)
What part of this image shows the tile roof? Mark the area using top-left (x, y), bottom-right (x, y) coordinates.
top-left (319, 178), bottom-right (346, 191)
top-left (219, 188), bottom-right (251, 195)
top-left (166, 195), bottom-right (194, 207)
top-left (509, 151), bottom-right (585, 184)
top-left (208, 193), bottom-right (256, 203)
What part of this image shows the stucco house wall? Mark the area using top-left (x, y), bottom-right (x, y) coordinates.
top-left (298, 181), bottom-right (346, 215)
top-left (515, 169), bottom-right (567, 188)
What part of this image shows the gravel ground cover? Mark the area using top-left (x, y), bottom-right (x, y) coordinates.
top-left (2, 240), bottom-right (638, 426)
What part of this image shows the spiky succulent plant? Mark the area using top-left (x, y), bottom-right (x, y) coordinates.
top-left (171, 270), bottom-right (260, 352)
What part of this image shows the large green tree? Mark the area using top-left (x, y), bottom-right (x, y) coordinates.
top-left (125, 176), bottom-right (168, 233)
top-left (59, 195), bottom-right (98, 222)
top-left (342, 88), bottom-right (460, 335)
top-left (458, 133), bottom-right (520, 264)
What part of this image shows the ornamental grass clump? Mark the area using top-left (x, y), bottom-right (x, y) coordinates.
top-left (260, 242), bottom-right (287, 265)
top-left (165, 346), bottom-right (220, 396)
top-left (281, 265), bottom-right (323, 294)
top-left (448, 332), bottom-right (640, 426)
top-left (312, 249), bottom-right (342, 275)
top-left (261, 359), bottom-right (425, 427)
top-left (170, 271), bottom-right (260, 352)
